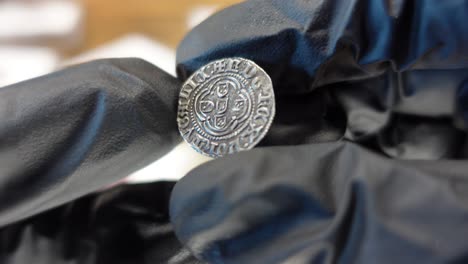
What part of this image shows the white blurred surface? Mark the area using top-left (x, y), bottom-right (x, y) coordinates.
top-left (0, 46), bottom-right (58, 87)
top-left (187, 5), bottom-right (218, 29)
top-left (64, 34), bottom-right (177, 76)
top-left (127, 143), bottom-right (212, 183)
top-left (0, 1), bottom-right (82, 39)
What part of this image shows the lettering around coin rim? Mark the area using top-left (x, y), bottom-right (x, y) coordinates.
top-left (177, 57), bottom-right (275, 158)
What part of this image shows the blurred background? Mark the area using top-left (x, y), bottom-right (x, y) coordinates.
top-left (0, 0), bottom-right (241, 182)
top-left (0, 0), bottom-right (241, 83)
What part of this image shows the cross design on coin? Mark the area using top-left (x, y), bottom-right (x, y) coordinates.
top-left (177, 58), bottom-right (275, 158)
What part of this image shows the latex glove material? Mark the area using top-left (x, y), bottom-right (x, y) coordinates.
top-left (171, 142), bottom-right (468, 263)
top-left (0, 0), bottom-right (467, 263)
top-left (0, 58), bottom-right (180, 227)
top-left (0, 182), bottom-right (200, 264)
top-left (177, 0), bottom-right (468, 157)
top-left (171, 0), bottom-right (468, 263)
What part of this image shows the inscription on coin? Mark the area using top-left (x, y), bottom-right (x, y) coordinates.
top-left (177, 57), bottom-right (275, 158)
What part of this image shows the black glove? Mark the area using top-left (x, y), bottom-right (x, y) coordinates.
top-left (170, 0), bottom-right (468, 263)
top-left (0, 59), bottom-right (199, 263)
top-left (0, 0), bottom-right (467, 263)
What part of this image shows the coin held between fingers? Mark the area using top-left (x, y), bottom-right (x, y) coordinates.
top-left (177, 58), bottom-right (275, 158)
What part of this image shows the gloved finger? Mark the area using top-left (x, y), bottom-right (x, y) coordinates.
top-left (0, 181), bottom-right (200, 264)
top-left (176, 0), bottom-right (468, 147)
top-left (177, 0), bottom-right (467, 86)
top-left (0, 58), bottom-right (180, 227)
top-left (170, 142), bottom-right (468, 263)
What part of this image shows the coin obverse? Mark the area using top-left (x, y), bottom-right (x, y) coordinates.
top-left (177, 57), bottom-right (275, 158)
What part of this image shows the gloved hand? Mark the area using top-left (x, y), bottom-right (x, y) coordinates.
top-left (0, 59), bottom-right (199, 263)
top-left (170, 0), bottom-right (468, 263)
top-left (0, 0), bottom-right (467, 263)
top-left (0, 58), bottom-right (180, 226)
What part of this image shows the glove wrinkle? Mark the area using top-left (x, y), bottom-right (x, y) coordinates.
top-left (172, 1), bottom-right (468, 262)
top-left (177, 0), bottom-right (468, 154)
top-left (0, 0), bottom-right (467, 262)
top-left (171, 142), bottom-right (468, 264)
top-left (0, 182), bottom-right (201, 264)
top-left (0, 58), bottom-right (181, 227)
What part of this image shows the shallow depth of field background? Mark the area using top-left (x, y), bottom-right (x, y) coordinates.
top-left (0, 0), bottom-right (241, 182)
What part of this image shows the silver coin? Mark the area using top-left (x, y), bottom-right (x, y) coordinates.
top-left (177, 57), bottom-right (275, 158)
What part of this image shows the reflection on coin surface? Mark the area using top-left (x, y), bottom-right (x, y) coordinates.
top-left (177, 57), bottom-right (275, 158)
